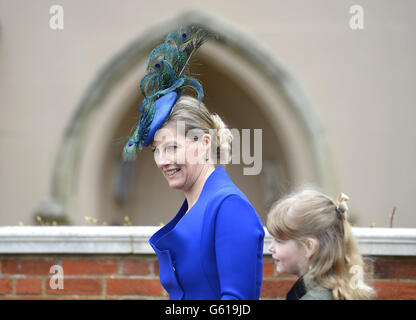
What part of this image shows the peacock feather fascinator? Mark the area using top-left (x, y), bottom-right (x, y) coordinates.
top-left (123, 25), bottom-right (214, 161)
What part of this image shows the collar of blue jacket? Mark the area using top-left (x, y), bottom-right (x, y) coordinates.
top-left (149, 165), bottom-right (265, 300)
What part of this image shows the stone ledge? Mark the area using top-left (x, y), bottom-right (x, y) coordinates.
top-left (0, 226), bottom-right (415, 256)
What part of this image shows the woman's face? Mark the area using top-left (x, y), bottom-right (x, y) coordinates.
top-left (268, 238), bottom-right (308, 276)
top-left (151, 122), bottom-right (210, 191)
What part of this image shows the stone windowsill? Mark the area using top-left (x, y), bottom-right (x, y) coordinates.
top-left (0, 226), bottom-right (415, 256)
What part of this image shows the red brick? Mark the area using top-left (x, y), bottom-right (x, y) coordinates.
top-left (372, 280), bottom-right (416, 300)
top-left (45, 278), bottom-right (102, 295)
top-left (3, 297), bottom-right (58, 300)
top-left (263, 260), bottom-right (275, 277)
top-left (16, 278), bottom-right (42, 295)
top-left (260, 279), bottom-right (296, 298)
top-left (107, 278), bottom-right (163, 296)
top-left (62, 259), bottom-right (118, 275)
top-left (374, 259), bottom-right (416, 280)
top-left (362, 257), bottom-right (374, 274)
top-left (0, 278), bottom-right (13, 295)
top-left (1, 259), bottom-right (57, 275)
top-left (154, 261), bottom-right (159, 276)
top-left (122, 260), bottom-right (150, 275)
top-left (276, 272), bottom-right (297, 278)
top-left (61, 297), bottom-right (116, 300)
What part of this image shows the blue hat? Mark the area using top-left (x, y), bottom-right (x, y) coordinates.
top-left (122, 26), bottom-right (212, 161)
top-left (141, 92), bottom-right (178, 147)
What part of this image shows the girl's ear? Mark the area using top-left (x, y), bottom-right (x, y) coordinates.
top-left (304, 238), bottom-right (319, 259)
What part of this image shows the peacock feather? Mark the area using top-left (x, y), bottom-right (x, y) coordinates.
top-left (123, 25), bottom-right (214, 161)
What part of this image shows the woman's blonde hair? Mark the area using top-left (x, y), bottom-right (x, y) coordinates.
top-left (163, 95), bottom-right (233, 164)
top-left (266, 188), bottom-right (375, 300)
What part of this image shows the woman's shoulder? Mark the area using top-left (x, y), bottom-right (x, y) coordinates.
top-left (300, 286), bottom-right (333, 300)
top-left (202, 167), bottom-right (262, 229)
top-left (205, 166), bottom-right (247, 198)
top-left (205, 179), bottom-right (250, 208)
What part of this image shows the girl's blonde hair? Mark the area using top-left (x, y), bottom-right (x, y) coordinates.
top-left (163, 95), bottom-right (233, 164)
top-left (266, 188), bottom-right (375, 300)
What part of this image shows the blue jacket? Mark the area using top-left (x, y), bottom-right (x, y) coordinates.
top-left (149, 166), bottom-right (265, 300)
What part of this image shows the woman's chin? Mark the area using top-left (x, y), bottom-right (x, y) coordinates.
top-left (168, 182), bottom-right (182, 190)
top-left (166, 178), bottom-right (185, 190)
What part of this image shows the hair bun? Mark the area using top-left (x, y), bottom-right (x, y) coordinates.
top-left (210, 113), bottom-right (225, 130)
top-left (210, 113), bottom-right (233, 164)
top-left (336, 192), bottom-right (350, 216)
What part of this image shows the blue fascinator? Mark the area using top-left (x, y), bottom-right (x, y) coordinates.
top-left (123, 26), bottom-right (213, 161)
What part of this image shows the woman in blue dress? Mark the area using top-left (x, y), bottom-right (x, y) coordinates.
top-left (123, 26), bottom-right (264, 300)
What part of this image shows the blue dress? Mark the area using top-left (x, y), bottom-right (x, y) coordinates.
top-left (149, 166), bottom-right (265, 300)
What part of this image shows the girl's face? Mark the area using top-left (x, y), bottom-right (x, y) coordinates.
top-left (151, 123), bottom-right (209, 191)
top-left (268, 238), bottom-right (308, 276)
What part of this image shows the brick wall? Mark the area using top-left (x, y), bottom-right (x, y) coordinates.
top-left (0, 255), bottom-right (164, 299)
top-left (0, 254), bottom-right (415, 300)
top-left (262, 256), bottom-right (416, 299)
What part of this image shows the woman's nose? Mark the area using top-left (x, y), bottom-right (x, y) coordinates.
top-left (156, 156), bottom-right (169, 168)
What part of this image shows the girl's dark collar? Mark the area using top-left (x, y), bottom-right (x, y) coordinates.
top-left (286, 276), bottom-right (307, 300)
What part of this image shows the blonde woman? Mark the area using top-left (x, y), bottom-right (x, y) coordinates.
top-left (147, 95), bottom-right (265, 300)
top-left (124, 25), bottom-right (264, 300)
top-left (266, 189), bottom-right (375, 300)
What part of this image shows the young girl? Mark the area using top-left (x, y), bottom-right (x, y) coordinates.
top-left (266, 189), bottom-right (375, 300)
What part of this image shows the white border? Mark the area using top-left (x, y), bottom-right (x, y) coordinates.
top-left (0, 226), bottom-right (415, 256)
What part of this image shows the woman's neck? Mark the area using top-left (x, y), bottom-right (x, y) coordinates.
top-left (184, 165), bottom-right (215, 213)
